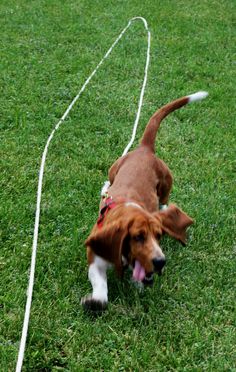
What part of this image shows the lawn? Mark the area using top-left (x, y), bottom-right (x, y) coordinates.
top-left (1, 0), bottom-right (235, 370)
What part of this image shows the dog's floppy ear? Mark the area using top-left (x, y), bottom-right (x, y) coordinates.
top-left (85, 222), bottom-right (128, 275)
top-left (155, 204), bottom-right (193, 245)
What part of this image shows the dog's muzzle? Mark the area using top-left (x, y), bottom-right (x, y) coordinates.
top-left (152, 257), bottom-right (166, 276)
top-left (142, 272), bottom-right (154, 286)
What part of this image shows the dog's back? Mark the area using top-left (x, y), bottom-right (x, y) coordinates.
top-left (107, 91), bottom-right (208, 211)
top-left (108, 147), bottom-right (167, 211)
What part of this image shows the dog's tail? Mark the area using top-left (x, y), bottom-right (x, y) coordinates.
top-left (140, 91), bottom-right (208, 152)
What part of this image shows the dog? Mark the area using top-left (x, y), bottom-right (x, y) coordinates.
top-left (81, 91), bottom-right (208, 312)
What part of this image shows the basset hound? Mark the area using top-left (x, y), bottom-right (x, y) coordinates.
top-left (81, 91), bottom-right (208, 312)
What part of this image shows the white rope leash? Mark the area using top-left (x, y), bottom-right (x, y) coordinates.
top-left (16, 16), bottom-right (151, 371)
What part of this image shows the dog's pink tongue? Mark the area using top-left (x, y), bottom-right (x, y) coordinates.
top-left (133, 260), bottom-right (146, 282)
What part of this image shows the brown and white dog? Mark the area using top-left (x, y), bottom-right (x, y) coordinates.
top-left (81, 91), bottom-right (208, 311)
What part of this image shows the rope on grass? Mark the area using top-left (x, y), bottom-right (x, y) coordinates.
top-left (16, 16), bottom-right (151, 371)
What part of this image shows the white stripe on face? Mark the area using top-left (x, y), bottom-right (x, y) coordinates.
top-left (125, 202), bottom-right (142, 209)
top-left (151, 238), bottom-right (165, 259)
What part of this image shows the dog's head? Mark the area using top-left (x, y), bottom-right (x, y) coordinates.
top-left (85, 203), bottom-right (193, 282)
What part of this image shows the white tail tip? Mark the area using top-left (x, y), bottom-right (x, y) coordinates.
top-left (188, 91), bottom-right (208, 103)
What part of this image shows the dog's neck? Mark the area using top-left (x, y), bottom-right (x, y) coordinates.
top-left (98, 195), bottom-right (144, 228)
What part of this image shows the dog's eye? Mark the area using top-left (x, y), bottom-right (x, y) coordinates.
top-left (133, 233), bottom-right (145, 243)
top-left (155, 233), bottom-right (161, 240)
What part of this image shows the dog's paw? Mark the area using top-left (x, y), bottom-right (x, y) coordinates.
top-left (81, 294), bottom-right (108, 313)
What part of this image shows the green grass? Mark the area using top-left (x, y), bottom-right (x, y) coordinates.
top-left (1, 0), bottom-right (235, 370)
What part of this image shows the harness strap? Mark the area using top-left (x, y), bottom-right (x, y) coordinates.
top-left (97, 197), bottom-right (117, 228)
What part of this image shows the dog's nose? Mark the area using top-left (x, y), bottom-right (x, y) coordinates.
top-left (152, 257), bottom-right (166, 275)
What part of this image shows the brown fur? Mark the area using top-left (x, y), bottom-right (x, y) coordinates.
top-left (86, 205), bottom-right (163, 275)
top-left (85, 95), bottom-right (193, 275)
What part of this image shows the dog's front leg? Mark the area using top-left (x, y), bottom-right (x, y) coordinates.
top-left (81, 255), bottom-right (109, 312)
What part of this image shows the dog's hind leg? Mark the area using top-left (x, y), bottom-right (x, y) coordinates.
top-left (155, 159), bottom-right (173, 206)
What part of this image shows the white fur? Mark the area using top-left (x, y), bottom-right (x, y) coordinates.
top-left (125, 201), bottom-right (142, 209)
top-left (159, 204), bottom-right (168, 211)
top-left (88, 256), bottom-right (109, 303)
top-left (188, 91), bottom-right (208, 103)
top-left (152, 238), bottom-right (165, 258)
top-left (122, 255), bottom-right (128, 266)
top-left (101, 180), bottom-right (111, 197)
